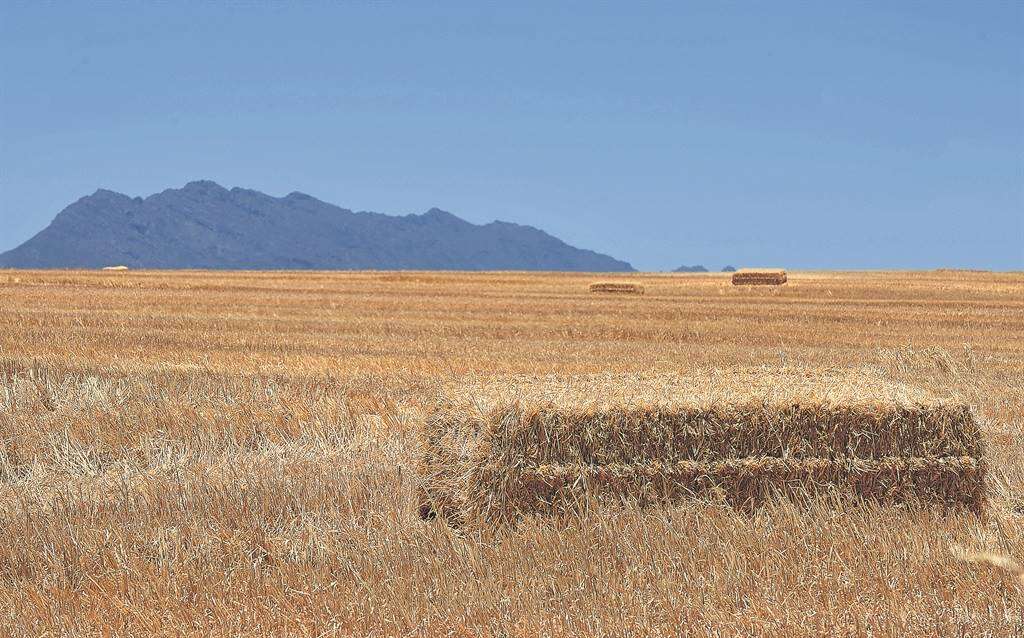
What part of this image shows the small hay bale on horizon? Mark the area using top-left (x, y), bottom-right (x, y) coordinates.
top-left (102, 265), bottom-right (130, 271)
top-left (732, 268), bottom-right (787, 286)
top-left (417, 371), bottom-right (985, 526)
top-left (589, 282), bottom-right (645, 295)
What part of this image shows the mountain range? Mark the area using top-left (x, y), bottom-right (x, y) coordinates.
top-left (0, 181), bottom-right (634, 271)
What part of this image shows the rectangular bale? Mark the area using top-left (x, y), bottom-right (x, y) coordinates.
top-left (732, 269), bottom-right (787, 285)
top-left (589, 282), bottom-right (645, 295)
top-left (418, 371), bottom-right (985, 525)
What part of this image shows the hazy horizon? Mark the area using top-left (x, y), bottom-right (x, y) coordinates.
top-left (2, 3), bottom-right (1021, 270)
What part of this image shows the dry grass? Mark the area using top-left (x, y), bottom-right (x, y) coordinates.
top-left (0, 269), bottom-right (1022, 636)
top-left (589, 281), bottom-right (645, 294)
top-left (732, 268), bottom-right (787, 285)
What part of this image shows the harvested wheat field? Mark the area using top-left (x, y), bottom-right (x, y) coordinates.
top-left (732, 268), bottom-right (788, 285)
top-left (1, 269), bottom-right (1023, 636)
top-left (589, 281), bottom-right (645, 294)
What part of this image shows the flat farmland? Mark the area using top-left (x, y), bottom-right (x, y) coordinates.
top-left (1, 269), bottom-right (1022, 636)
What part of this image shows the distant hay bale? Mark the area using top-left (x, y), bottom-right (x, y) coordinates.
top-left (732, 269), bottom-right (786, 286)
top-left (102, 265), bottom-right (129, 271)
top-left (589, 282), bottom-right (645, 295)
top-left (417, 371), bottom-right (985, 526)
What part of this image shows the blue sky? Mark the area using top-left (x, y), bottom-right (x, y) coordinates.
top-left (1, 2), bottom-right (1021, 270)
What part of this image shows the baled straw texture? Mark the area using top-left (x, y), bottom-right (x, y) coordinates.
top-left (418, 370), bottom-right (984, 525)
top-left (486, 456), bottom-right (983, 516)
top-left (732, 269), bottom-right (787, 285)
top-left (589, 282), bottom-right (645, 295)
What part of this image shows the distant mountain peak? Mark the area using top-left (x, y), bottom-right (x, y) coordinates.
top-left (673, 264), bottom-right (708, 273)
top-left (183, 179), bottom-right (226, 191)
top-left (421, 208), bottom-right (462, 222)
top-left (0, 181), bottom-right (634, 272)
top-left (92, 187), bottom-right (125, 197)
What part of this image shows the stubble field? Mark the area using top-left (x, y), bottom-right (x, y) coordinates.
top-left (0, 269), bottom-right (1022, 637)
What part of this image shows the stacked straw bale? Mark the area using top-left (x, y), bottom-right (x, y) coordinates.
top-left (418, 370), bottom-right (984, 525)
top-left (732, 269), bottom-right (787, 285)
top-left (589, 282), bottom-right (645, 295)
top-left (102, 265), bottom-right (129, 271)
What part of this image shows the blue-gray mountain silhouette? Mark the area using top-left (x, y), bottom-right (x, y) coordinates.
top-left (0, 181), bottom-right (634, 271)
top-left (672, 265), bottom-right (708, 273)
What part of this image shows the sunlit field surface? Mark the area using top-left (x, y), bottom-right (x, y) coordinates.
top-left (1, 269), bottom-right (1022, 637)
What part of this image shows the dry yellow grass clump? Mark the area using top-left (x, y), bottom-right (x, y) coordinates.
top-left (589, 281), bottom-right (645, 294)
top-left (419, 371), bottom-right (985, 525)
top-left (0, 268), bottom-right (1022, 636)
top-left (732, 268), bottom-right (787, 285)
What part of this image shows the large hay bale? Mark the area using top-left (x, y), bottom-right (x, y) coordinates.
top-left (418, 371), bottom-right (984, 525)
top-left (589, 282), bottom-right (645, 295)
top-left (732, 268), bottom-right (786, 285)
top-left (102, 265), bottom-right (129, 271)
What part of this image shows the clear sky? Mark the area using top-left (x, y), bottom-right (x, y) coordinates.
top-left (1, 2), bottom-right (1021, 270)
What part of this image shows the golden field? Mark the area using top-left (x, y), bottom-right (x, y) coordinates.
top-left (0, 268), bottom-right (1022, 637)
